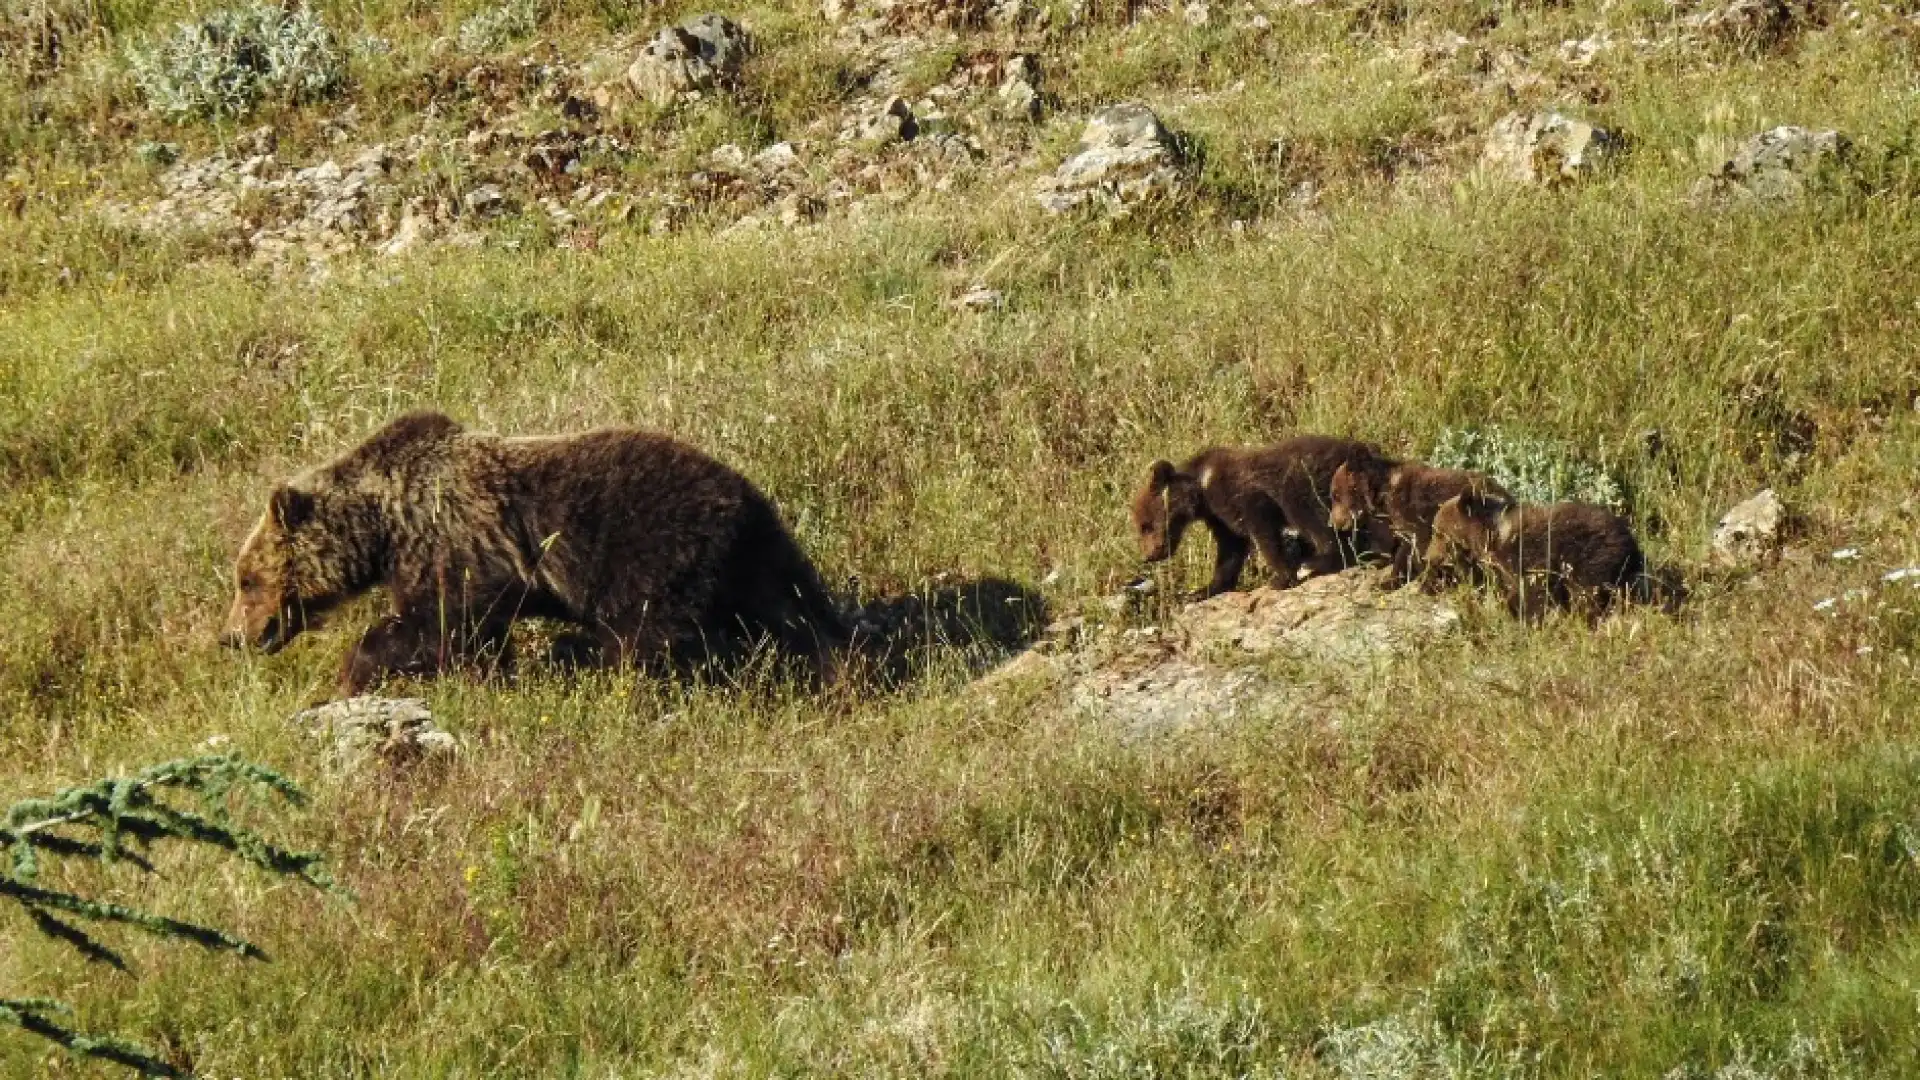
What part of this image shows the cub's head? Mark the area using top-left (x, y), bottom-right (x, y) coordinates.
top-left (1327, 462), bottom-right (1377, 532)
top-left (1425, 490), bottom-right (1506, 571)
top-left (220, 483), bottom-right (367, 653)
top-left (1131, 459), bottom-right (1203, 562)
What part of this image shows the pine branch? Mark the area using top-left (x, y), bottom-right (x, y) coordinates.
top-left (3, 752), bottom-right (341, 1077)
top-left (0, 999), bottom-right (185, 1078)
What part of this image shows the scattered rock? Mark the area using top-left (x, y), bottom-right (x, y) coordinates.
top-left (1696, 126), bottom-right (1850, 201)
top-left (1711, 488), bottom-right (1788, 569)
top-left (954, 284), bottom-right (1004, 310)
top-left (463, 183), bottom-right (507, 216)
top-left (1035, 102), bottom-right (1186, 214)
top-left (997, 54), bottom-right (1042, 122)
top-left (627, 13), bottom-right (749, 107)
top-left (1683, 0), bottom-right (1806, 47)
top-left (1483, 111), bottom-right (1622, 185)
top-left (291, 696), bottom-right (459, 770)
top-left (865, 95), bottom-right (919, 144)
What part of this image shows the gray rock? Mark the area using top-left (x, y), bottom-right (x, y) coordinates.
top-left (1035, 102), bottom-right (1185, 213)
top-left (291, 697), bottom-right (459, 769)
top-left (1699, 126), bottom-right (1850, 201)
top-left (463, 184), bottom-right (506, 216)
top-left (1711, 488), bottom-right (1788, 569)
top-left (1483, 111), bottom-right (1621, 185)
top-left (627, 13), bottom-right (749, 106)
top-left (998, 55), bottom-right (1042, 122)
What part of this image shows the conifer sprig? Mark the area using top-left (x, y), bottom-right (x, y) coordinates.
top-left (2, 754), bottom-right (337, 1076)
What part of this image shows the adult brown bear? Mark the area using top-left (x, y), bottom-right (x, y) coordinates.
top-left (221, 411), bottom-right (848, 697)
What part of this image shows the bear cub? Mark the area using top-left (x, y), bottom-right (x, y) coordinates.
top-left (222, 410), bottom-right (849, 698)
top-left (1328, 460), bottom-right (1509, 588)
top-left (1424, 490), bottom-right (1644, 619)
top-left (1131, 436), bottom-right (1390, 598)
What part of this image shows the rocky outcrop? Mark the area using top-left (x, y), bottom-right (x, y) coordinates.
top-left (991, 570), bottom-right (1462, 741)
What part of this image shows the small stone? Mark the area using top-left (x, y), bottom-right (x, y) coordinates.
top-left (954, 284), bottom-right (1005, 311)
top-left (754, 141), bottom-right (802, 173)
top-left (463, 184), bottom-right (506, 215)
top-left (1711, 488), bottom-right (1788, 569)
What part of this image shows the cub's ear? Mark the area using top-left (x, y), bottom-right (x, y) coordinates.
top-left (270, 485), bottom-right (316, 530)
top-left (1148, 460), bottom-right (1177, 487)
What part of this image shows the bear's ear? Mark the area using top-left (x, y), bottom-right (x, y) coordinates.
top-left (271, 485), bottom-right (316, 530)
top-left (1148, 460), bottom-right (1177, 488)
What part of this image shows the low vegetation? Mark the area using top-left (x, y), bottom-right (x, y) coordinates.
top-left (3, 0), bottom-right (1919, 1075)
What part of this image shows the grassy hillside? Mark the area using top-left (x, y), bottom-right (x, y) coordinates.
top-left (4, 0), bottom-right (1920, 1074)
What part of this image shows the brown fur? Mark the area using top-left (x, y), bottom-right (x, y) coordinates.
top-left (222, 411), bottom-right (849, 697)
top-left (1425, 491), bottom-right (1644, 619)
top-left (1328, 461), bottom-right (1509, 587)
top-left (1130, 436), bottom-right (1392, 598)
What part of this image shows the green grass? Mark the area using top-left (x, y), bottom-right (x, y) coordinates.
top-left (5, 0), bottom-right (1920, 1074)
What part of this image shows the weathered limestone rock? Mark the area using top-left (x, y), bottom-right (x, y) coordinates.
top-left (1697, 126), bottom-right (1849, 201)
top-left (1035, 102), bottom-right (1184, 213)
top-left (627, 14), bottom-right (748, 106)
top-left (1711, 488), bottom-right (1788, 569)
top-left (292, 697), bottom-right (459, 770)
top-left (1483, 111), bottom-right (1621, 185)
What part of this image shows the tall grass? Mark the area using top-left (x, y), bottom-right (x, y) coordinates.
top-left (3, 0), bottom-right (1920, 1072)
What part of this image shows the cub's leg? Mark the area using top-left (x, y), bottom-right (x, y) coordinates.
top-left (1199, 525), bottom-right (1251, 600)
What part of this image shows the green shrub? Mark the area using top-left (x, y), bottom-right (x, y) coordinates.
top-left (126, 3), bottom-right (343, 121)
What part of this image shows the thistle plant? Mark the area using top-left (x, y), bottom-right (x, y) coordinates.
top-left (2, 755), bottom-right (335, 1077)
top-left (1428, 426), bottom-right (1626, 509)
top-left (127, 4), bottom-right (344, 121)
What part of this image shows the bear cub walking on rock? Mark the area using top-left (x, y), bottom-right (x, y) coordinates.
top-left (1131, 436), bottom-right (1389, 598)
top-left (1424, 490), bottom-right (1644, 619)
top-left (1328, 460), bottom-right (1509, 588)
top-left (222, 411), bottom-right (849, 698)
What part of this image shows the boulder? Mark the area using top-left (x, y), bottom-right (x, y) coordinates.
top-left (627, 14), bottom-right (748, 107)
top-left (1483, 111), bottom-right (1621, 185)
top-left (291, 697), bottom-right (459, 770)
top-left (1710, 488), bottom-right (1788, 569)
top-left (1035, 102), bottom-right (1185, 213)
top-left (1698, 126), bottom-right (1849, 201)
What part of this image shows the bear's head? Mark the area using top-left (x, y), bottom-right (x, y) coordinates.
top-left (221, 482), bottom-right (372, 653)
top-left (1131, 460), bottom-right (1203, 562)
top-left (1327, 462), bottom-right (1379, 532)
top-left (1425, 490), bottom-right (1507, 572)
